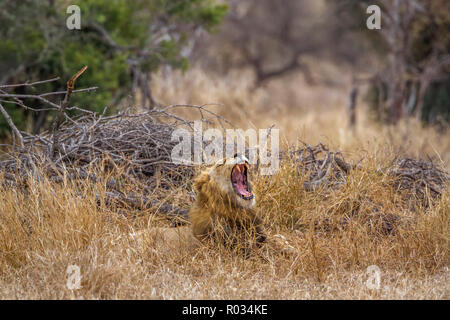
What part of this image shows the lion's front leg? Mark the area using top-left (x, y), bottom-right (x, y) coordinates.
top-left (190, 206), bottom-right (213, 241)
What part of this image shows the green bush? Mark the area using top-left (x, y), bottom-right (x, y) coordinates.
top-left (0, 0), bottom-right (227, 135)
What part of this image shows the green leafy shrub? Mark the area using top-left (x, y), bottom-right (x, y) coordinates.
top-left (0, 0), bottom-right (227, 135)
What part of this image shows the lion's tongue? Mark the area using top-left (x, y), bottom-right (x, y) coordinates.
top-left (232, 169), bottom-right (251, 197)
top-left (236, 183), bottom-right (250, 196)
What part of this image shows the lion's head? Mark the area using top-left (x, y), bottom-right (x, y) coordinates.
top-left (195, 153), bottom-right (256, 209)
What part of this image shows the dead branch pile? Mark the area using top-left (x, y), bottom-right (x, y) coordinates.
top-left (286, 143), bottom-right (351, 192)
top-left (0, 107), bottom-right (228, 181)
top-left (0, 106), bottom-right (231, 221)
top-left (286, 143), bottom-right (449, 204)
top-left (24, 111), bottom-right (189, 178)
top-left (0, 69), bottom-right (232, 221)
top-left (387, 157), bottom-right (450, 207)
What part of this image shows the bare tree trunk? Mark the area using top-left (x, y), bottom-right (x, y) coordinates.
top-left (406, 81), bottom-right (419, 115)
top-left (387, 46), bottom-right (407, 124)
top-left (348, 86), bottom-right (358, 129)
top-left (414, 81), bottom-right (427, 121)
top-left (51, 66), bottom-right (88, 155)
top-left (33, 109), bottom-right (49, 134)
top-left (389, 80), bottom-right (406, 124)
top-left (141, 73), bottom-right (157, 109)
top-left (0, 102), bottom-right (24, 148)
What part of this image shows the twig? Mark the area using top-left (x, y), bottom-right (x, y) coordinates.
top-left (51, 66), bottom-right (88, 155)
top-left (39, 87), bottom-right (98, 97)
top-left (0, 77), bottom-right (60, 88)
top-left (0, 102), bottom-right (24, 148)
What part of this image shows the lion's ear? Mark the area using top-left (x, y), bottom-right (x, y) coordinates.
top-left (193, 172), bottom-right (211, 192)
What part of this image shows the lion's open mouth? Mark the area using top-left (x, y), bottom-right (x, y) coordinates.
top-left (231, 163), bottom-right (254, 200)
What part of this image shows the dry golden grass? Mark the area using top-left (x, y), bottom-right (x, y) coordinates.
top-left (0, 68), bottom-right (448, 299)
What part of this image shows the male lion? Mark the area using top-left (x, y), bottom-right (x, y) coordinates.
top-left (189, 153), bottom-right (266, 252)
top-left (132, 154), bottom-right (293, 257)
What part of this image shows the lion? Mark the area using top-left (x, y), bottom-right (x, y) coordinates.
top-left (189, 153), bottom-right (266, 252)
top-left (132, 153), bottom-right (294, 257)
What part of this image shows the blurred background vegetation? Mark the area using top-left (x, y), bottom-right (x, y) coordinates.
top-left (0, 0), bottom-right (228, 135)
top-left (0, 0), bottom-right (448, 137)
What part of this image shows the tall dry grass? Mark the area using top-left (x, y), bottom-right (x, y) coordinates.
top-left (0, 68), bottom-right (448, 299)
top-left (152, 68), bottom-right (450, 165)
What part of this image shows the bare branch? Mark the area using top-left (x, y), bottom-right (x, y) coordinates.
top-left (51, 66), bottom-right (88, 155)
top-left (0, 77), bottom-right (60, 89)
top-left (0, 102), bottom-right (24, 148)
top-left (39, 86), bottom-right (98, 97)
